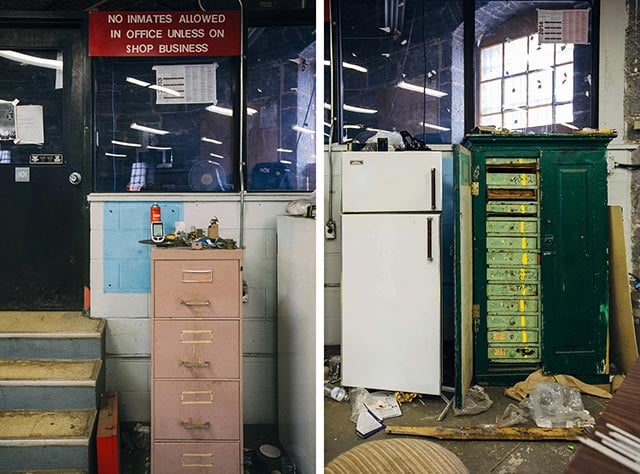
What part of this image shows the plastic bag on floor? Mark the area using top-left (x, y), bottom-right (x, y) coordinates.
top-left (495, 403), bottom-right (528, 428)
top-left (453, 385), bottom-right (493, 416)
top-left (519, 381), bottom-right (595, 428)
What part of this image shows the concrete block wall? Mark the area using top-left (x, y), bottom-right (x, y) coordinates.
top-left (89, 193), bottom-right (310, 423)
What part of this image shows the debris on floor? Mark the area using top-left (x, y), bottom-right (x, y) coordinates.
top-left (453, 385), bottom-right (493, 416)
top-left (385, 425), bottom-right (589, 441)
top-left (504, 369), bottom-right (612, 401)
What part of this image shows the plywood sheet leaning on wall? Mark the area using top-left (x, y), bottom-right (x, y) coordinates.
top-left (609, 206), bottom-right (639, 373)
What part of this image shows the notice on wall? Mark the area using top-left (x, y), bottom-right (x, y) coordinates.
top-left (15, 105), bottom-right (44, 145)
top-left (152, 63), bottom-right (218, 105)
top-left (0, 102), bottom-right (16, 141)
top-left (88, 10), bottom-right (241, 57)
top-left (538, 9), bottom-right (590, 44)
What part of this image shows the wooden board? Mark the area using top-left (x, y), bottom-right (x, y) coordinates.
top-left (386, 425), bottom-right (586, 441)
top-left (609, 206), bottom-right (639, 373)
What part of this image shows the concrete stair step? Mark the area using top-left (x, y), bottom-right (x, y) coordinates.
top-left (0, 360), bottom-right (104, 410)
top-left (0, 312), bottom-right (105, 360)
top-left (0, 410), bottom-right (96, 471)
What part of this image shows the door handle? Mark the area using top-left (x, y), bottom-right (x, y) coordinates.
top-left (427, 217), bottom-right (433, 261)
top-left (431, 167), bottom-right (437, 210)
top-left (68, 171), bottom-right (82, 185)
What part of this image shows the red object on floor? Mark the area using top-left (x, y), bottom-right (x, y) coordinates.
top-left (97, 391), bottom-right (120, 474)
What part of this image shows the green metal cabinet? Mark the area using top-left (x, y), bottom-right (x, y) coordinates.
top-left (454, 134), bottom-right (613, 397)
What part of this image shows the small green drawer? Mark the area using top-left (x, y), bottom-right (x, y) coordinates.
top-left (486, 157), bottom-right (538, 166)
top-left (486, 201), bottom-right (539, 215)
top-left (487, 297), bottom-right (540, 313)
top-left (486, 172), bottom-right (537, 188)
top-left (488, 344), bottom-right (540, 362)
top-left (486, 217), bottom-right (538, 235)
top-left (487, 266), bottom-right (540, 281)
top-left (486, 236), bottom-right (538, 250)
top-left (487, 314), bottom-right (539, 328)
top-left (486, 251), bottom-right (538, 265)
top-left (488, 329), bottom-right (539, 344)
top-left (487, 283), bottom-right (538, 297)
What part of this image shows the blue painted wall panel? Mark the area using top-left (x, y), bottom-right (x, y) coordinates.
top-left (103, 202), bottom-right (183, 294)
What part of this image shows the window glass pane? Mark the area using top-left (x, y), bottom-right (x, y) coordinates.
top-left (528, 105), bottom-right (552, 127)
top-left (94, 57), bottom-right (236, 192)
top-left (246, 25), bottom-right (316, 192)
top-left (480, 80), bottom-right (502, 114)
top-left (0, 50), bottom-right (63, 165)
top-left (555, 63), bottom-right (574, 102)
top-left (480, 113), bottom-right (502, 128)
top-left (555, 42), bottom-right (574, 64)
top-left (504, 36), bottom-right (527, 76)
top-left (340, 1), bottom-right (464, 144)
top-left (556, 102), bottom-right (574, 123)
top-left (528, 34), bottom-right (554, 71)
top-left (480, 43), bottom-right (503, 81)
top-left (504, 108), bottom-right (525, 129)
top-left (528, 69), bottom-right (552, 106)
top-left (503, 75), bottom-right (527, 109)
top-left (476, 1), bottom-right (594, 132)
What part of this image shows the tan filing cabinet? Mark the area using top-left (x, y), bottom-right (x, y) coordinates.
top-left (151, 248), bottom-right (243, 474)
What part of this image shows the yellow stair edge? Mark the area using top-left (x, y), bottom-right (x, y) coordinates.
top-left (0, 410), bottom-right (96, 447)
top-left (0, 312), bottom-right (105, 339)
top-left (0, 359), bottom-right (102, 387)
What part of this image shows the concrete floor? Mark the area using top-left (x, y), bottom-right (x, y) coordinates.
top-left (324, 385), bottom-right (609, 473)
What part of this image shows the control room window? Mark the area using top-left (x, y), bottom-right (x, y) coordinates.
top-left (94, 56), bottom-right (238, 192)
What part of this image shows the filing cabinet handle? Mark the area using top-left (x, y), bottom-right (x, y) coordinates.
top-left (181, 300), bottom-right (211, 307)
top-left (180, 421), bottom-right (211, 430)
top-left (180, 360), bottom-right (211, 368)
top-left (426, 217), bottom-right (433, 261)
top-left (431, 167), bottom-right (437, 210)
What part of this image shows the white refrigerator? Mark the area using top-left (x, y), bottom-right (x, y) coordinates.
top-left (341, 151), bottom-right (442, 395)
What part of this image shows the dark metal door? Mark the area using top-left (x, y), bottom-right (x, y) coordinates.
top-left (540, 141), bottom-right (609, 376)
top-left (0, 23), bottom-right (89, 310)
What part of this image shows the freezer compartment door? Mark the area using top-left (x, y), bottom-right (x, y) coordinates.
top-left (341, 213), bottom-right (442, 395)
top-left (342, 151), bottom-right (443, 212)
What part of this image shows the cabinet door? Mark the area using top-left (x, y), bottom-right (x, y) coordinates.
top-left (540, 149), bottom-right (608, 375)
top-left (454, 145), bottom-right (473, 409)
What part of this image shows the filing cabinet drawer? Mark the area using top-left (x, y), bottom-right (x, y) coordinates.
top-left (486, 297), bottom-right (539, 314)
top-left (486, 201), bottom-right (538, 215)
top-left (486, 236), bottom-right (538, 250)
top-left (486, 157), bottom-right (538, 166)
top-left (487, 314), bottom-right (539, 329)
top-left (488, 344), bottom-right (540, 362)
top-left (154, 320), bottom-right (240, 379)
top-left (486, 172), bottom-right (537, 188)
top-left (488, 329), bottom-right (539, 344)
top-left (487, 283), bottom-right (538, 297)
top-left (153, 441), bottom-right (240, 473)
top-left (154, 380), bottom-right (240, 440)
top-left (487, 266), bottom-right (540, 282)
top-left (154, 260), bottom-right (240, 318)
top-left (486, 218), bottom-right (538, 235)
top-left (486, 251), bottom-right (538, 266)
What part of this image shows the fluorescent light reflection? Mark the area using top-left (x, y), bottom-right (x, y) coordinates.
top-left (344, 104), bottom-right (377, 114)
top-left (277, 148), bottom-right (293, 153)
top-left (292, 125), bottom-right (315, 135)
top-left (279, 160), bottom-right (292, 164)
top-left (202, 137), bottom-right (223, 144)
top-left (130, 123), bottom-right (170, 135)
top-left (344, 124), bottom-right (363, 129)
top-left (323, 60), bottom-right (368, 73)
top-left (209, 152), bottom-right (224, 159)
top-left (147, 146), bottom-right (172, 151)
top-left (419, 122), bottom-right (451, 131)
top-left (206, 105), bottom-right (258, 117)
top-left (560, 122), bottom-right (579, 130)
top-left (397, 80), bottom-right (447, 98)
top-left (0, 50), bottom-right (62, 70)
top-left (126, 77), bottom-right (151, 87)
top-left (105, 152), bottom-right (127, 158)
top-left (111, 140), bottom-right (142, 148)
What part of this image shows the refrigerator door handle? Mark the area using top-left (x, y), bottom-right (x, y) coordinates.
top-left (427, 217), bottom-right (433, 261)
top-left (431, 167), bottom-right (437, 210)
